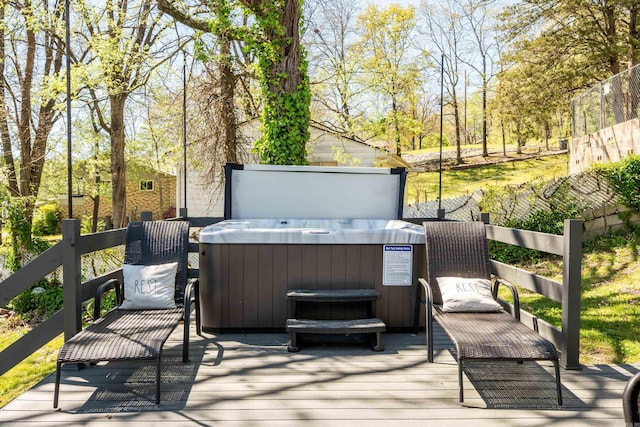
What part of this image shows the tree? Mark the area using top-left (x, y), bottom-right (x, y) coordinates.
top-left (305, 0), bottom-right (362, 136)
top-left (77, 0), bottom-right (183, 228)
top-left (158, 0), bottom-right (311, 166)
top-left (501, 0), bottom-right (640, 122)
top-left (241, 0), bottom-right (310, 164)
top-left (0, 0), bottom-right (65, 265)
top-left (458, 0), bottom-right (501, 157)
top-left (420, 0), bottom-right (465, 163)
top-left (355, 4), bottom-right (423, 156)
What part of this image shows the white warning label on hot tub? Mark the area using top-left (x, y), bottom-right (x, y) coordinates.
top-left (383, 245), bottom-right (413, 286)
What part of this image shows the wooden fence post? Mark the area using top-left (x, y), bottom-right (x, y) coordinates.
top-left (562, 219), bottom-right (583, 369)
top-left (62, 219), bottom-right (82, 342)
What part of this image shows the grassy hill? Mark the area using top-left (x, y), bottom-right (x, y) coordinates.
top-left (405, 152), bottom-right (570, 203)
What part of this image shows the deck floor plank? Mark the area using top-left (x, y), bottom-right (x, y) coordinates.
top-left (0, 321), bottom-right (635, 426)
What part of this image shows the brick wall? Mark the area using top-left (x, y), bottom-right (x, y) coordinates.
top-left (60, 176), bottom-right (176, 224)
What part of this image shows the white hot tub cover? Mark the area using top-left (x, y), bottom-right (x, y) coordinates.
top-left (224, 163), bottom-right (407, 220)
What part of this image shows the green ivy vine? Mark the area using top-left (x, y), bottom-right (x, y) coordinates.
top-left (241, 0), bottom-right (310, 165)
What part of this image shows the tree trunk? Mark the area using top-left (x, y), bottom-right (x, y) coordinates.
top-left (110, 94), bottom-right (128, 228)
top-left (482, 56), bottom-right (488, 157)
top-left (452, 93), bottom-right (462, 164)
top-left (501, 118), bottom-right (506, 156)
top-left (220, 39), bottom-right (238, 164)
top-left (0, 4), bottom-right (18, 197)
top-left (91, 195), bottom-right (100, 233)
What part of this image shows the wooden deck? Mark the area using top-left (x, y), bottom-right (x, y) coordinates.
top-left (0, 322), bottom-right (635, 426)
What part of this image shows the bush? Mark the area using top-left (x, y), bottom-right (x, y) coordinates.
top-left (32, 202), bottom-right (61, 236)
top-left (593, 155), bottom-right (640, 213)
top-left (9, 279), bottom-right (63, 320)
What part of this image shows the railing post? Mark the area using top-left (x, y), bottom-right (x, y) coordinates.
top-left (561, 219), bottom-right (583, 369)
top-left (62, 219), bottom-right (82, 342)
top-left (480, 212), bottom-right (489, 224)
top-left (179, 207), bottom-right (188, 219)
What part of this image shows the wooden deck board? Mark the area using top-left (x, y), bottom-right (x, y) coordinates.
top-left (0, 321), bottom-right (635, 426)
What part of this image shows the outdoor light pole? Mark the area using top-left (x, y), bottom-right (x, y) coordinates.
top-left (182, 50), bottom-right (188, 216)
top-left (65, 0), bottom-right (73, 218)
top-left (437, 54), bottom-right (444, 219)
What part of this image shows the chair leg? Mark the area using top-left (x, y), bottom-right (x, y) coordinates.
top-left (53, 362), bottom-right (62, 408)
top-left (555, 360), bottom-right (563, 405)
top-left (183, 314), bottom-right (190, 363)
top-left (195, 301), bottom-right (202, 337)
top-left (458, 360), bottom-right (464, 402)
top-left (426, 310), bottom-right (434, 363)
top-left (156, 356), bottom-right (162, 405)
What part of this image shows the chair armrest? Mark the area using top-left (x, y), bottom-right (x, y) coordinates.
top-left (492, 278), bottom-right (521, 321)
top-left (418, 278), bottom-right (434, 312)
top-left (94, 278), bottom-right (122, 321)
top-left (183, 279), bottom-right (195, 312)
top-left (418, 278), bottom-right (436, 363)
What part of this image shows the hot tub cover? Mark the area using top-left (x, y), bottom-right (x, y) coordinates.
top-left (199, 219), bottom-right (425, 244)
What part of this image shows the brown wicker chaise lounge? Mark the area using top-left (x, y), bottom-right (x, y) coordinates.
top-left (418, 221), bottom-right (562, 404)
top-left (623, 372), bottom-right (640, 425)
top-left (53, 220), bottom-right (200, 408)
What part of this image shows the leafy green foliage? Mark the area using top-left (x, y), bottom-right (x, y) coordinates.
top-left (484, 177), bottom-right (584, 264)
top-left (32, 203), bottom-right (61, 236)
top-left (9, 279), bottom-right (63, 321)
top-left (593, 155), bottom-right (640, 213)
top-left (239, 1), bottom-right (310, 165)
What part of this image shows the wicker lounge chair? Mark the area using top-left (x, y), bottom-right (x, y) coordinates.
top-left (418, 221), bottom-right (562, 404)
top-left (53, 220), bottom-right (199, 408)
top-left (623, 372), bottom-right (640, 425)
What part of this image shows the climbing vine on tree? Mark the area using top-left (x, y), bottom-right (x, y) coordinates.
top-left (240, 0), bottom-right (310, 165)
top-left (159, 0), bottom-right (311, 166)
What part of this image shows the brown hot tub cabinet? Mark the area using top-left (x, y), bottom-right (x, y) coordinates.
top-left (199, 242), bottom-right (426, 331)
top-left (198, 164), bottom-right (426, 332)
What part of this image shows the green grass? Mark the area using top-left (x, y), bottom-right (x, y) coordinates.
top-left (504, 228), bottom-right (640, 364)
top-left (0, 320), bottom-right (63, 408)
top-left (406, 154), bottom-right (570, 202)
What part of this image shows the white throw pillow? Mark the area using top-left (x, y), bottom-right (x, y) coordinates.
top-left (437, 277), bottom-right (502, 313)
top-left (120, 262), bottom-right (178, 310)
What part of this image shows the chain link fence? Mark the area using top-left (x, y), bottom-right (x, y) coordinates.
top-left (571, 63), bottom-right (640, 138)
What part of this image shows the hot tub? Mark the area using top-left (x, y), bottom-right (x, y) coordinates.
top-left (198, 164), bottom-right (426, 331)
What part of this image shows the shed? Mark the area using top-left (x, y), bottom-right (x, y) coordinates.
top-left (177, 119), bottom-right (402, 217)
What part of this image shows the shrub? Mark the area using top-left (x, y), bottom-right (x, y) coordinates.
top-left (483, 178), bottom-right (584, 264)
top-left (593, 155), bottom-right (640, 213)
top-left (10, 279), bottom-right (63, 321)
top-left (32, 202), bottom-right (61, 236)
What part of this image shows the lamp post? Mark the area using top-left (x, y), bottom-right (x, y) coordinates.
top-left (437, 54), bottom-right (445, 220)
top-left (181, 49), bottom-right (188, 217)
top-left (65, 0), bottom-right (72, 218)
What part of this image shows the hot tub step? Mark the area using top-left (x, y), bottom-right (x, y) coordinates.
top-left (286, 318), bottom-right (385, 352)
top-left (287, 289), bottom-right (380, 303)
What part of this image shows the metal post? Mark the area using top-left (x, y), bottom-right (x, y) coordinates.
top-left (62, 219), bottom-right (82, 341)
top-left (438, 54), bottom-right (444, 213)
top-left (65, 0), bottom-right (73, 218)
top-left (561, 219), bottom-right (583, 369)
top-left (140, 211), bottom-right (153, 221)
top-left (183, 51), bottom-right (188, 213)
